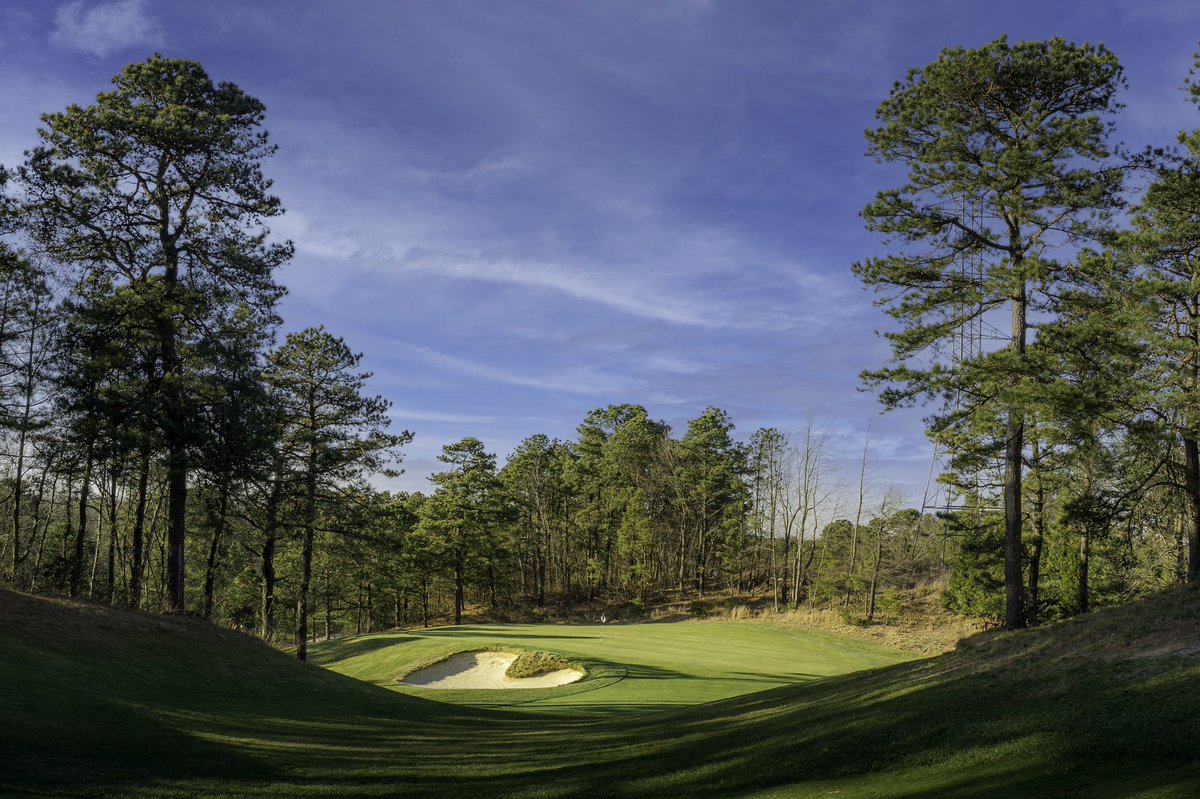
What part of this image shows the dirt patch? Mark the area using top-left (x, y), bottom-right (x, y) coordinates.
top-left (402, 651), bottom-right (584, 690)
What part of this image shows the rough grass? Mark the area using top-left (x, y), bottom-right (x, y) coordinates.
top-left (703, 587), bottom-right (990, 656)
top-left (505, 650), bottom-right (577, 679)
top-left (2, 586), bottom-right (1199, 798)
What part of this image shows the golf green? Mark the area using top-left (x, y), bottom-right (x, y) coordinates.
top-left (310, 621), bottom-right (910, 715)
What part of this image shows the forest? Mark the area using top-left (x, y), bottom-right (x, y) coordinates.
top-left (1, 39), bottom-right (1200, 660)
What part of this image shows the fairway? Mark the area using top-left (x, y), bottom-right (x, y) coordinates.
top-left (312, 621), bottom-right (908, 715)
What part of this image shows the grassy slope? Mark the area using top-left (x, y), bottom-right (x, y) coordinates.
top-left (1, 588), bottom-right (1198, 798)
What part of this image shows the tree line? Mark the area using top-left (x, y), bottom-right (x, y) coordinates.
top-left (0, 56), bottom-right (943, 652)
top-left (856, 36), bottom-right (1200, 629)
top-left (3, 41), bottom-right (1199, 653)
top-left (0, 57), bottom-right (406, 660)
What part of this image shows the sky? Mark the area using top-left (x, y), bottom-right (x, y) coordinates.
top-left (1, 0), bottom-right (1199, 506)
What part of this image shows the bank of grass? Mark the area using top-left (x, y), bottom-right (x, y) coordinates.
top-left (656, 580), bottom-right (990, 656)
top-left (506, 650), bottom-right (576, 678)
top-left (1, 586), bottom-right (1198, 797)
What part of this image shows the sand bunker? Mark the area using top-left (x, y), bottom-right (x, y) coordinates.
top-left (402, 651), bottom-right (584, 690)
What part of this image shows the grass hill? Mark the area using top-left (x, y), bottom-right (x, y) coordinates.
top-left (2, 587), bottom-right (1198, 798)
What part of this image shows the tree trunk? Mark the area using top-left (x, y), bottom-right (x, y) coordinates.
top-left (678, 521), bottom-right (687, 594)
top-left (365, 581), bottom-right (373, 633)
top-left (63, 481), bottom-right (73, 562)
top-left (295, 448), bottom-right (318, 661)
top-left (779, 523), bottom-right (790, 607)
top-left (768, 474), bottom-right (778, 611)
top-left (89, 485), bottom-right (103, 597)
top-left (105, 468), bottom-right (118, 604)
top-left (488, 564), bottom-right (496, 609)
top-left (159, 227), bottom-right (189, 613)
top-left (1003, 283), bottom-right (1027, 631)
top-left (867, 533), bottom-right (883, 620)
top-left (129, 448), bottom-right (151, 609)
top-left (1186, 436), bottom-right (1200, 583)
top-left (845, 425), bottom-right (870, 609)
top-left (70, 447), bottom-right (94, 598)
top-left (296, 520), bottom-right (315, 660)
top-left (9, 288), bottom-right (43, 590)
top-left (165, 438), bottom-right (188, 612)
top-left (1078, 526), bottom-right (1091, 614)
top-left (792, 519), bottom-right (804, 606)
top-left (1176, 511), bottom-right (1188, 584)
top-left (202, 486), bottom-right (229, 620)
top-left (326, 587), bottom-right (333, 640)
top-left (538, 516), bottom-right (548, 606)
top-left (29, 475), bottom-right (55, 592)
top-left (454, 555), bottom-right (464, 625)
top-left (1027, 449), bottom-right (1045, 627)
top-left (260, 475), bottom-right (283, 642)
top-left (260, 535), bottom-right (277, 642)
top-left (11, 399), bottom-right (30, 589)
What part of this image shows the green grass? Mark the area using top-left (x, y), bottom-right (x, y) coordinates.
top-left (311, 621), bottom-right (905, 714)
top-left (2, 588), bottom-right (1198, 798)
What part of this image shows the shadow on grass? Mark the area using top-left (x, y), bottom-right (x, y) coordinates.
top-left (418, 629), bottom-right (602, 640)
top-left (308, 633), bottom-right (421, 663)
top-left (6, 589), bottom-right (1200, 798)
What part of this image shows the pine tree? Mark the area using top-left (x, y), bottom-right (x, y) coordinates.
top-left (14, 56), bottom-right (291, 610)
top-left (267, 326), bottom-right (408, 659)
top-left (853, 36), bottom-right (1127, 629)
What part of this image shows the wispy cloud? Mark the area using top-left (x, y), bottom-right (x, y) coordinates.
top-left (388, 407), bottom-right (497, 425)
top-left (391, 247), bottom-right (735, 328)
top-left (405, 344), bottom-right (638, 397)
top-left (274, 209), bottom-right (836, 333)
top-left (50, 0), bottom-right (163, 58)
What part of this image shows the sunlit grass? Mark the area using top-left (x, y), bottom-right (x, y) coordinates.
top-left (312, 621), bottom-right (906, 714)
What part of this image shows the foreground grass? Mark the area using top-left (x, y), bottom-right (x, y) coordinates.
top-left (2, 588), bottom-right (1198, 797)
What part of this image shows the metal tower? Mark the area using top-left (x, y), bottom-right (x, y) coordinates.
top-left (919, 196), bottom-right (1003, 562)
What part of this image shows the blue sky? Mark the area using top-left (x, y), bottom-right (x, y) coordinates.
top-left (2, 0), bottom-right (1199, 505)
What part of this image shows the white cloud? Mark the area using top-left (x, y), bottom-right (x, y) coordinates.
top-left (388, 407), bottom-right (497, 424)
top-left (405, 345), bottom-right (637, 397)
top-left (275, 209), bottom-right (826, 332)
top-left (50, 0), bottom-right (164, 58)
top-left (393, 247), bottom-right (731, 328)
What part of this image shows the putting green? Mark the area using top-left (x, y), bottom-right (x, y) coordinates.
top-left (310, 621), bottom-right (910, 716)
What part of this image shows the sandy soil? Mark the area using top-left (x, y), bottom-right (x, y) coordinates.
top-left (402, 651), bottom-right (584, 690)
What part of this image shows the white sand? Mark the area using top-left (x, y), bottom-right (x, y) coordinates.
top-left (402, 651), bottom-right (583, 690)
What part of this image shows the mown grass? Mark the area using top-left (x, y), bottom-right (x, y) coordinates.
top-left (2, 587), bottom-right (1198, 798)
top-left (313, 621), bottom-right (904, 714)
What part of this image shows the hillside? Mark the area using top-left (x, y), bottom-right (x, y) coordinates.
top-left (1, 588), bottom-right (1198, 798)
